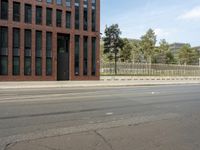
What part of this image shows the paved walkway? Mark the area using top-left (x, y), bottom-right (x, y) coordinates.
top-left (0, 76), bottom-right (200, 89)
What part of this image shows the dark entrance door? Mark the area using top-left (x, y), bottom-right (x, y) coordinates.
top-left (57, 34), bottom-right (70, 80)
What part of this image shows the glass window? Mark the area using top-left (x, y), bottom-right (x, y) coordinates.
top-left (46, 8), bottom-right (52, 26)
top-left (25, 4), bottom-right (32, 23)
top-left (75, 0), bottom-right (80, 30)
top-left (83, 36), bottom-right (88, 76)
top-left (66, 0), bottom-right (71, 7)
top-left (13, 28), bottom-right (20, 75)
top-left (74, 35), bottom-right (80, 76)
top-left (83, 0), bottom-right (88, 31)
top-left (92, 37), bottom-right (96, 75)
top-left (56, 0), bottom-right (62, 5)
top-left (92, 0), bottom-right (96, 32)
top-left (56, 10), bottom-right (62, 27)
top-left (0, 0), bottom-right (8, 20)
top-left (66, 11), bottom-right (71, 29)
top-left (46, 0), bottom-right (52, 3)
top-left (13, 2), bottom-right (20, 22)
top-left (35, 31), bottom-right (42, 76)
top-left (13, 57), bottom-right (20, 75)
top-left (24, 29), bottom-right (32, 76)
top-left (0, 27), bottom-right (8, 75)
top-left (36, 6), bottom-right (42, 25)
top-left (46, 32), bottom-right (52, 76)
top-left (24, 57), bottom-right (31, 76)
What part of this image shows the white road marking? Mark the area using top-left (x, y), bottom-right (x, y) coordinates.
top-left (106, 112), bottom-right (113, 115)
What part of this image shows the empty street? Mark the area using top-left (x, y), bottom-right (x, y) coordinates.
top-left (1, 84), bottom-right (200, 150)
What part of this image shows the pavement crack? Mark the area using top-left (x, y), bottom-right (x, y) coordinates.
top-left (94, 130), bottom-right (114, 150)
top-left (2, 142), bottom-right (16, 150)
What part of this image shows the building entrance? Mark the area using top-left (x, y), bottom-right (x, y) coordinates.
top-left (57, 34), bottom-right (70, 80)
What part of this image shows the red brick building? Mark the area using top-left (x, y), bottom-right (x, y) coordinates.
top-left (0, 0), bottom-right (100, 81)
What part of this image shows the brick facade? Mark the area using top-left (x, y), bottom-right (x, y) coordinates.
top-left (0, 0), bottom-right (100, 81)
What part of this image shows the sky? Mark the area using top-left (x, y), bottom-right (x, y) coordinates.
top-left (101, 0), bottom-right (200, 47)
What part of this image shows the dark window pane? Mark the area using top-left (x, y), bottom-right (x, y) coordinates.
top-left (36, 31), bottom-right (42, 76)
top-left (46, 32), bottom-right (52, 76)
top-left (36, 6), bottom-right (42, 25)
top-left (74, 35), bottom-right (79, 76)
top-left (0, 0), bottom-right (8, 20)
top-left (25, 4), bottom-right (32, 23)
top-left (24, 30), bottom-right (32, 76)
top-left (46, 58), bottom-right (52, 76)
top-left (24, 57), bottom-right (31, 75)
top-left (13, 2), bottom-right (20, 22)
top-left (0, 56), bottom-right (8, 75)
top-left (75, 0), bottom-right (80, 30)
top-left (92, 37), bottom-right (96, 75)
top-left (83, 0), bottom-right (88, 31)
top-left (13, 28), bottom-right (20, 56)
top-left (46, 8), bottom-right (52, 26)
top-left (36, 57), bottom-right (42, 76)
top-left (66, 11), bottom-right (71, 29)
top-left (56, 10), bottom-right (62, 27)
top-left (13, 56), bottom-right (20, 75)
top-left (92, 0), bottom-right (96, 32)
top-left (0, 27), bottom-right (8, 55)
top-left (83, 36), bottom-right (88, 75)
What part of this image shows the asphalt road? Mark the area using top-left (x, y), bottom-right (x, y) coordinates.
top-left (1, 84), bottom-right (200, 150)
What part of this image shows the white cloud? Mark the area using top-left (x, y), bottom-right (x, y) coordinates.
top-left (154, 28), bottom-right (170, 37)
top-left (178, 6), bottom-right (200, 20)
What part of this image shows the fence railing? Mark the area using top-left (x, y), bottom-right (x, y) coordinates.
top-left (101, 62), bottom-right (200, 76)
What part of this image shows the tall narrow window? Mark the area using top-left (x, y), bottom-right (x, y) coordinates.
top-left (91, 37), bottom-right (96, 76)
top-left (24, 30), bottom-right (32, 76)
top-left (36, 6), bottom-right (42, 25)
top-left (0, 0), bottom-right (8, 20)
top-left (0, 27), bottom-right (8, 75)
top-left (46, 0), bottom-right (52, 3)
top-left (25, 4), bottom-right (32, 23)
top-left (46, 8), bottom-right (52, 26)
top-left (13, 28), bottom-right (20, 75)
top-left (83, 0), bottom-right (88, 31)
top-left (66, 0), bottom-right (71, 7)
top-left (75, 0), bottom-right (80, 30)
top-left (35, 31), bottom-right (42, 76)
top-left (74, 35), bottom-right (80, 76)
top-left (46, 32), bottom-right (52, 76)
top-left (56, 10), bottom-right (62, 27)
top-left (92, 0), bottom-right (96, 32)
top-left (83, 36), bottom-right (88, 75)
top-left (66, 11), bottom-right (71, 29)
top-left (56, 0), bottom-right (62, 5)
top-left (13, 2), bottom-right (20, 22)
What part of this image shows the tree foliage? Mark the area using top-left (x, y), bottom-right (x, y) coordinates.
top-left (120, 38), bottom-right (132, 62)
top-left (103, 24), bottom-right (124, 74)
top-left (140, 29), bottom-right (157, 63)
top-left (178, 44), bottom-right (199, 65)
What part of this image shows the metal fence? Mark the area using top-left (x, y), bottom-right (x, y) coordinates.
top-left (101, 62), bottom-right (200, 76)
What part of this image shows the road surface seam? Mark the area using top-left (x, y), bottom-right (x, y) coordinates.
top-left (94, 130), bottom-right (114, 150)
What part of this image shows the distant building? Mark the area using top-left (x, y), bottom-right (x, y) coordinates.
top-left (169, 43), bottom-right (189, 54)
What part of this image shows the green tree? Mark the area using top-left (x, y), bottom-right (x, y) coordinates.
top-left (140, 29), bottom-right (157, 63)
top-left (103, 24), bottom-right (124, 74)
top-left (130, 40), bottom-right (142, 63)
top-left (178, 44), bottom-right (199, 65)
top-left (120, 38), bottom-right (132, 62)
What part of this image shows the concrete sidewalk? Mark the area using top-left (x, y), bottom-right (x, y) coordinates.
top-left (0, 76), bottom-right (200, 89)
